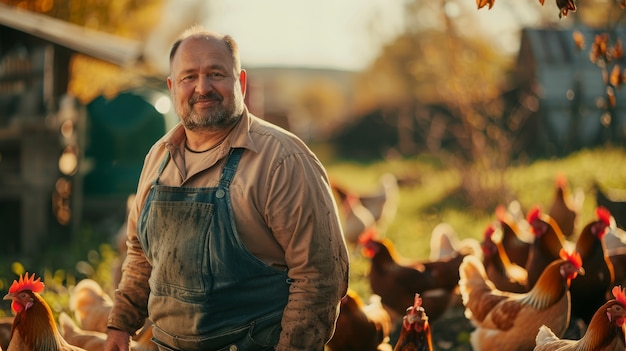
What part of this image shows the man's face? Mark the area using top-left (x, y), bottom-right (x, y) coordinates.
top-left (167, 36), bottom-right (245, 131)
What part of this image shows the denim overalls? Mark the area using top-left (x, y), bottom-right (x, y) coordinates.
top-left (137, 148), bottom-right (290, 351)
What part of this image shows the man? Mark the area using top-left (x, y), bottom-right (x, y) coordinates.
top-left (105, 25), bottom-right (349, 351)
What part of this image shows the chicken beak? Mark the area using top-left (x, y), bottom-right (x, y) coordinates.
top-left (3, 293), bottom-right (14, 301)
top-left (578, 267), bottom-right (586, 276)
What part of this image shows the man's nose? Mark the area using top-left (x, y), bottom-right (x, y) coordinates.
top-left (196, 75), bottom-right (213, 94)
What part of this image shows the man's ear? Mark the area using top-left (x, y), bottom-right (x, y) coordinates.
top-left (239, 69), bottom-right (247, 97)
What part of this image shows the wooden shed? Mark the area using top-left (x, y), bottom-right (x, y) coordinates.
top-left (517, 27), bottom-right (626, 156)
top-left (0, 3), bottom-right (159, 257)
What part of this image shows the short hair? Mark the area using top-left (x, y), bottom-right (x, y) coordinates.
top-left (168, 25), bottom-right (241, 73)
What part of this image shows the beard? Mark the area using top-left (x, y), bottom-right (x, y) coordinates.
top-left (179, 91), bottom-right (244, 131)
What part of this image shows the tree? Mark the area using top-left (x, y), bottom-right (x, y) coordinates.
top-left (353, 0), bottom-right (521, 208)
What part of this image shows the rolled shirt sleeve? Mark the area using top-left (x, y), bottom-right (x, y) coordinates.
top-left (265, 152), bottom-right (350, 350)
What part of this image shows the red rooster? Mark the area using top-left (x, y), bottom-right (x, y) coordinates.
top-left (534, 285), bottom-right (626, 351)
top-left (3, 272), bottom-right (86, 351)
top-left (569, 206), bottom-right (615, 324)
top-left (524, 206), bottom-right (569, 289)
top-left (393, 294), bottom-right (433, 351)
top-left (459, 249), bottom-right (584, 351)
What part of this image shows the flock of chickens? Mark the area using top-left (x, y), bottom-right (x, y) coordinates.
top-left (329, 173), bottom-right (626, 351)
top-left (2, 173), bottom-right (626, 351)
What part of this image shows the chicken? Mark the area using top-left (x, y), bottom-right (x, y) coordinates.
top-left (481, 223), bottom-right (528, 293)
top-left (359, 173), bottom-right (400, 230)
top-left (332, 172), bottom-right (399, 241)
top-left (3, 272), bottom-right (86, 351)
top-left (57, 313), bottom-right (107, 351)
top-left (605, 221), bottom-right (626, 250)
top-left (327, 289), bottom-right (392, 351)
top-left (525, 206), bottom-right (569, 289)
top-left (429, 222), bottom-right (459, 261)
top-left (58, 312), bottom-right (156, 351)
top-left (495, 204), bottom-right (532, 267)
top-left (458, 249), bottom-right (584, 351)
top-left (534, 285), bottom-right (626, 351)
top-left (69, 278), bottom-right (113, 333)
top-left (67, 278), bottom-right (155, 347)
top-left (594, 181), bottom-right (626, 230)
top-left (337, 191), bottom-right (377, 245)
top-left (429, 222), bottom-right (481, 262)
top-left (569, 206), bottom-right (615, 324)
top-left (360, 231), bottom-right (471, 324)
top-left (392, 294), bottom-right (433, 351)
top-left (548, 174), bottom-right (584, 238)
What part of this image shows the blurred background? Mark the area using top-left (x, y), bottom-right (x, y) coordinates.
top-left (1, 0), bottom-right (626, 335)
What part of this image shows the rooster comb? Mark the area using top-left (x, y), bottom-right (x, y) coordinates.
top-left (483, 224), bottom-right (495, 239)
top-left (357, 228), bottom-right (377, 246)
top-left (612, 285), bottom-right (626, 306)
top-left (8, 272), bottom-right (45, 294)
top-left (559, 248), bottom-right (583, 269)
top-left (407, 293), bottom-right (423, 315)
top-left (596, 206), bottom-right (611, 226)
top-left (413, 293), bottom-right (422, 309)
top-left (526, 205), bottom-right (541, 224)
top-left (495, 205), bottom-right (507, 221)
top-left (555, 173), bottom-right (568, 188)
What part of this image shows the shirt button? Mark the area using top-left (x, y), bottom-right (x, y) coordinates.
top-left (229, 345), bottom-right (237, 351)
top-left (216, 189), bottom-right (225, 198)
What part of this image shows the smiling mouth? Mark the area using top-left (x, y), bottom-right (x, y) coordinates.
top-left (192, 99), bottom-right (220, 107)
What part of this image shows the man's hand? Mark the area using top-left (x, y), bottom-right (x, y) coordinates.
top-left (104, 328), bottom-right (132, 351)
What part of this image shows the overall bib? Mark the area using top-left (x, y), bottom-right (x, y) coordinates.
top-left (137, 148), bottom-right (290, 351)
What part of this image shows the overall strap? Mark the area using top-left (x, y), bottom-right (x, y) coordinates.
top-left (154, 151), bottom-right (171, 185)
top-left (219, 148), bottom-right (244, 189)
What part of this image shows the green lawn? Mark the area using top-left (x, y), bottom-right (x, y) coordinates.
top-left (2, 145), bottom-right (626, 322)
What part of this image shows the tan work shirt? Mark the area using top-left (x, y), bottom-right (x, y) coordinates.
top-left (107, 108), bottom-right (349, 350)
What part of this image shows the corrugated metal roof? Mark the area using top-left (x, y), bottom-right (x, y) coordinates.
top-left (0, 3), bottom-right (142, 67)
top-left (521, 27), bottom-right (626, 67)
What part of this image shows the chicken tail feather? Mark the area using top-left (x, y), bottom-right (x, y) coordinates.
top-left (458, 255), bottom-right (496, 321)
top-left (534, 324), bottom-right (559, 347)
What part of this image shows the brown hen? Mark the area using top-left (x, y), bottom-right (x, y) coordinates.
top-left (525, 206), bottom-right (569, 289)
top-left (327, 289), bottom-right (392, 351)
top-left (548, 174), bottom-right (584, 238)
top-left (534, 285), bottom-right (626, 351)
top-left (360, 232), bottom-right (471, 324)
top-left (481, 223), bottom-right (528, 293)
top-left (459, 249), bottom-right (584, 351)
top-left (569, 206), bottom-right (615, 324)
top-left (495, 204), bottom-right (532, 267)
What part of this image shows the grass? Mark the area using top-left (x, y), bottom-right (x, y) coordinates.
top-left (323, 145), bottom-right (626, 299)
top-left (1, 145), bottom-right (626, 323)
